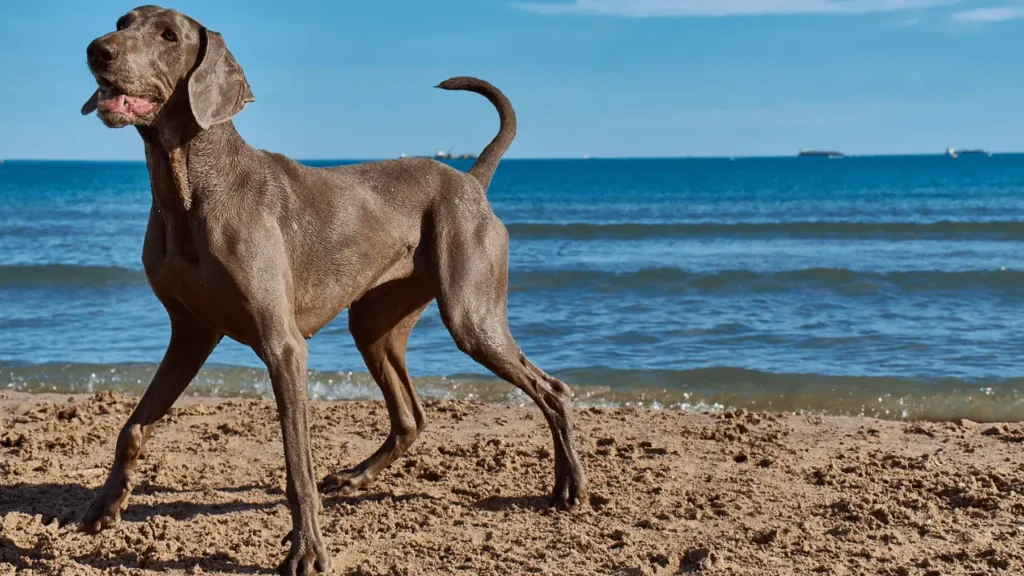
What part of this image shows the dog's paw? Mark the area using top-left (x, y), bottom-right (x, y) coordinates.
top-left (279, 529), bottom-right (331, 576)
top-left (549, 486), bottom-right (583, 510)
top-left (550, 466), bottom-right (586, 511)
top-left (319, 470), bottom-right (367, 496)
top-left (80, 487), bottom-right (128, 534)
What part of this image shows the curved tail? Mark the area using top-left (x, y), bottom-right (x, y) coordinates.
top-left (436, 76), bottom-right (517, 192)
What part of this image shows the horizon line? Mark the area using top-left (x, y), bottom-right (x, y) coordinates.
top-left (3, 151), bottom-right (1023, 163)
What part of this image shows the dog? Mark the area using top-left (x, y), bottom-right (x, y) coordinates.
top-left (80, 6), bottom-right (585, 574)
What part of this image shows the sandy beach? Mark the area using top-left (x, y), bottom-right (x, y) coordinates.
top-left (1, 391), bottom-right (1022, 575)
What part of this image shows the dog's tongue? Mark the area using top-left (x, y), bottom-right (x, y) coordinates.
top-left (97, 93), bottom-right (154, 116)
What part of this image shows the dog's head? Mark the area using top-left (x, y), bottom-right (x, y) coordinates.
top-left (81, 5), bottom-right (253, 131)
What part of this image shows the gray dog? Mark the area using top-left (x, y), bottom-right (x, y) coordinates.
top-left (80, 5), bottom-right (585, 575)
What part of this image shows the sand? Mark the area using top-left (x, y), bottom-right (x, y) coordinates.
top-left (1, 390), bottom-right (1022, 575)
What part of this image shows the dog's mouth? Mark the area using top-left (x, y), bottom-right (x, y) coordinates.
top-left (94, 76), bottom-right (159, 121)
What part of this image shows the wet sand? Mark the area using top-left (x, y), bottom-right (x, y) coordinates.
top-left (1, 390), bottom-right (1022, 575)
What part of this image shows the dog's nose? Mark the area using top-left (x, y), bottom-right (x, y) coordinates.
top-left (87, 39), bottom-right (119, 65)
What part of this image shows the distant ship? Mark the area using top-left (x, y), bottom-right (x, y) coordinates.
top-left (400, 149), bottom-right (477, 160)
top-left (946, 147), bottom-right (992, 158)
top-left (798, 149), bottom-right (844, 158)
top-left (433, 149), bottom-right (477, 160)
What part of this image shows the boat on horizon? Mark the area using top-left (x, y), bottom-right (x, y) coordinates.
top-left (946, 147), bottom-right (992, 158)
top-left (400, 149), bottom-right (478, 160)
top-left (432, 148), bottom-right (477, 160)
top-left (798, 149), bottom-right (844, 159)
top-left (437, 147), bottom-right (477, 160)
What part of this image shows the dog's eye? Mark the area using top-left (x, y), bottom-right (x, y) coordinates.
top-left (162, 29), bottom-right (178, 42)
top-left (116, 16), bottom-right (130, 31)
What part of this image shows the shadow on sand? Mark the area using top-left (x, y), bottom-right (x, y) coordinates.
top-left (0, 481), bottom-right (440, 573)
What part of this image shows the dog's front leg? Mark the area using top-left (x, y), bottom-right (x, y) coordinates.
top-left (259, 323), bottom-right (331, 576)
top-left (81, 308), bottom-right (220, 532)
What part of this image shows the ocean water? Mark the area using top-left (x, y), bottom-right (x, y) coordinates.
top-left (2, 156), bottom-right (1023, 421)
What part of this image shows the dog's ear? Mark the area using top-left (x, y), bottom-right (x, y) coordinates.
top-left (82, 89), bottom-right (99, 115)
top-left (187, 28), bottom-right (254, 130)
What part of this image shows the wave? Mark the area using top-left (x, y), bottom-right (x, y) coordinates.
top-left (509, 267), bottom-right (1024, 294)
top-left (0, 264), bottom-right (146, 287)
top-left (2, 264), bottom-right (1019, 295)
top-left (2, 362), bottom-right (1021, 422)
top-left (505, 221), bottom-right (1024, 241)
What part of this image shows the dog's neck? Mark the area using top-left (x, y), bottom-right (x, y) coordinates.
top-left (139, 119), bottom-right (196, 213)
top-left (138, 119), bottom-right (251, 261)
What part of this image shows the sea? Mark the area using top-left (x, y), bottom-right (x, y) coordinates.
top-left (2, 156), bottom-right (1023, 421)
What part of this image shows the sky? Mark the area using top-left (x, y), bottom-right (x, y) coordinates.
top-left (1, 0), bottom-right (1023, 159)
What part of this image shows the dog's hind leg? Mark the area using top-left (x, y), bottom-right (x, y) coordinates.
top-left (320, 278), bottom-right (433, 494)
top-left (430, 211), bottom-right (586, 508)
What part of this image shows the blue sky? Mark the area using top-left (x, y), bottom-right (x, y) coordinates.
top-left (1, 0), bottom-right (1022, 159)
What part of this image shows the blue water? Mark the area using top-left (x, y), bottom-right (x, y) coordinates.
top-left (2, 157), bottom-right (1023, 420)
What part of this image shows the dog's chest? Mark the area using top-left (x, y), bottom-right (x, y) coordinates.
top-left (143, 230), bottom-right (253, 343)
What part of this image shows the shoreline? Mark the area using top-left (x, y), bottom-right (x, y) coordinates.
top-left (5, 363), bottom-right (1022, 423)
top-left (2, 390), bottom-right (1022, 575)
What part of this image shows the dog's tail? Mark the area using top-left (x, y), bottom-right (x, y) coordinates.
top-left (435, 76), bottom-right (516, 192)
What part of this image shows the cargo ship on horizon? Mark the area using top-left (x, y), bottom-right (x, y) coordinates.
top-left (946, 147), bottom-right (992, 158)
top-left (798, 149), bottom-right (844, 158)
